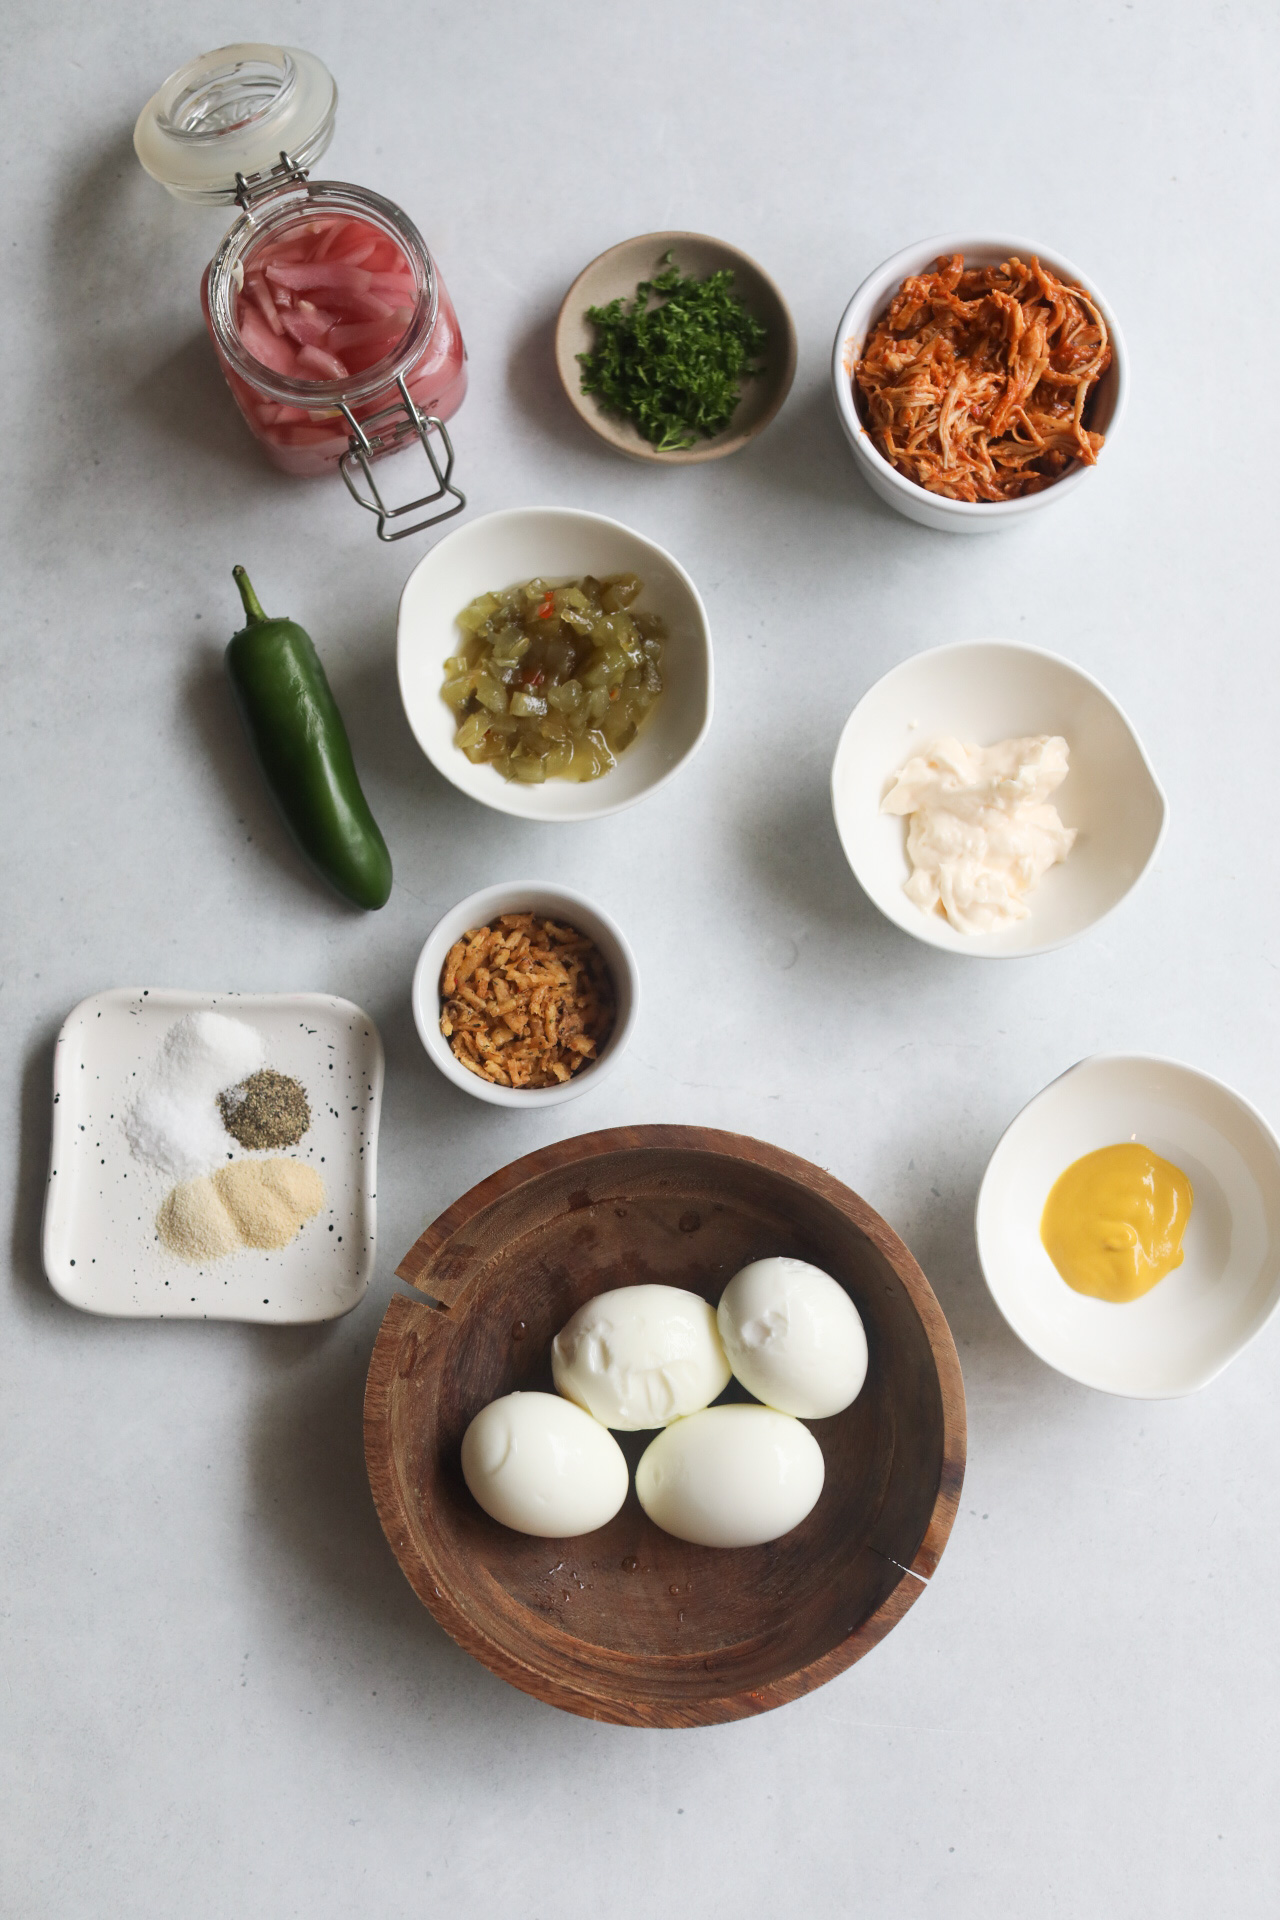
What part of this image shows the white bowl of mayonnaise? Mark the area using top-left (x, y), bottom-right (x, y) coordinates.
top-left (830, 640), bottom-right (1167, 957)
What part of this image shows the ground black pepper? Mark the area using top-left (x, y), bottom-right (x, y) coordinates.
top-left (218, 1069), bottom-right (311, 1151)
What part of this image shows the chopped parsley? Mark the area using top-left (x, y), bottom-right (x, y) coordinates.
top-left (577, 257), bottom-right (768, 452)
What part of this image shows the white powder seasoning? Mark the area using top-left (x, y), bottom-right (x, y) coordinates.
top-left (125, 1011), bottom-right (265, 1180)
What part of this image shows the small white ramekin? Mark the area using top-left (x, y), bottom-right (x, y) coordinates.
top-left (412, 882), bottom-right (639, 1108)
top-left (831, 232), bottom-right (1128, 534)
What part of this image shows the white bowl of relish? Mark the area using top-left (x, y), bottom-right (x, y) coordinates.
top-left (397, 507), bottom-right (713, 822)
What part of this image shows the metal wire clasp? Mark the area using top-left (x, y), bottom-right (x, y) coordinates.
top-left (233, 151), bottom-right (309, 212)
top-left (338, 375), bottom-right (466, 542)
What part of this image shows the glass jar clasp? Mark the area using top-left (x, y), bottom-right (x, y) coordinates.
top-left (234, 150), bottom-right (309, 212)
top-left (338, 375), bottom-right (466, 542)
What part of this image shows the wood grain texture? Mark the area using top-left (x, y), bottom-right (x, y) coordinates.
top-left (367, 1125), bottom-right (966, 1726)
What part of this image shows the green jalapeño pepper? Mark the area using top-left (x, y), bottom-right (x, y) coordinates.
top-left (225, 567), bottom-right (393, 911)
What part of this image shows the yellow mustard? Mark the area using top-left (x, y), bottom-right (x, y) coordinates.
top-left (1040, 1142), bottom-right (1193, 1302)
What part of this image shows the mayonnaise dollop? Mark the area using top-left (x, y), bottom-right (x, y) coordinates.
top-left (881, 734), bottom-right (1076, 934)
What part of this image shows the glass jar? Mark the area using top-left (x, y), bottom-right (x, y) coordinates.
top-left (201, 181), bottom-right (467, 480)
top-left (135, 44), bottom-right (467, 539)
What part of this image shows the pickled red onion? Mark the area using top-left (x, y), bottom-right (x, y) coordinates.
top-left (264, 260), bottom-right (373, 293)
top-left (328, 310), bottom-right (414, 352)
top-left (245, 274), bottom-right (284, 336)
top-left (296, 343), bottom-right (349, 381)
top-left (279, 303), bottom-right (338, 348)
top-left (238, 307), bottom-right (298, 378)
top-left (222, 212), bottom-right (466, 472)
top-left (309, 220), bottom-right (343, 263)
top-left (367, 271), bottom-right (415, 296)
top-left (345, 289), bottom-right (395, 322)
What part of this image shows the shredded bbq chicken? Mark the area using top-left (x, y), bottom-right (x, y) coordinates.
top-left (854, 255), bottom-right (1111, 502)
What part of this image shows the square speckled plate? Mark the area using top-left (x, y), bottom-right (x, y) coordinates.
top-left (42, 989), bottom-right (384, 1323)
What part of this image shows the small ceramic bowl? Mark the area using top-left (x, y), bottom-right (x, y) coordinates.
top-left (398, 507), bottom-right (713, 822)
top-left (976, 1056), bottom-right (1280, 1397)
top-left (555, 231), bottom-right (797, 464)
top-left (831, 232), bottom-right (1128, 533)
top-left (412, 882), bottom-right (639, 1109)
top-left (830, 640), bottom-right (1166, 958)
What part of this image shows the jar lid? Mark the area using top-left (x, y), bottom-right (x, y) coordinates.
top-left (134, 43), bottom-right (338, 204)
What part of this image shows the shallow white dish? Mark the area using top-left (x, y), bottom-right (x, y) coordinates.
top-left (412, 882), bottom-right (639, 1108)
top-left (42, 989), bottom-right (383, 1322)
top-left (397, 506), bottom-right (713, 821)
top-left (976, 1055), bottom-right (1280, 1397)
top-left (831, 232), bottom-right (1128, 534)
top-left (830, 639), bottom-right (1166, 958)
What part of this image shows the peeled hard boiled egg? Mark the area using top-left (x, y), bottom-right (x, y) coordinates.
top-left (717, 1257), bottom-right (868, 1419)
top-left (635, 1404), bottom-right (825, 1547)
top-left (552, 1284), bottom-right (731, 1431)
top-left (460, 1391), bottom-right (628, 1538)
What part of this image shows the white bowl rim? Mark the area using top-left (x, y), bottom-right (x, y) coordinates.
top-left (830, 230), bottom-right (1129, 520)
top-left (411, 880), bottom-right (641, 1108)
top-left (829, 636), bottom-right (1169, 959)
top-left (974, 1051), bottom-right (1280, 1398)
top-left (395, 505), bottom-right (714, 823)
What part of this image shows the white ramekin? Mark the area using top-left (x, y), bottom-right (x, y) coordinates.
top-left (412, 882), bottom-right (639, 1108)
top-left (831, 232), bottom-right (1128, 534)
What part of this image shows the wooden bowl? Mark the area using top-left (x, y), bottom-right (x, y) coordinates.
top-left (364, 1126), bottom-right (965, 1726)
top-left (554, 232), bottom-right (797, 464)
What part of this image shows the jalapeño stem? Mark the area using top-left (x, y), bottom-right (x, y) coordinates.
top-left (233, 565), bottom-right (269, 627)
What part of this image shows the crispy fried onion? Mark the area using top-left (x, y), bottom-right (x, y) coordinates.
top-left (439, 914), bottom-right (616, 1089)
top-left (854, 255), bottom-right (1111, 502)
